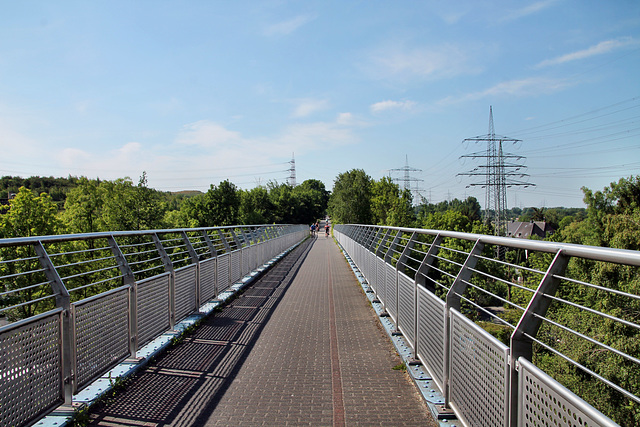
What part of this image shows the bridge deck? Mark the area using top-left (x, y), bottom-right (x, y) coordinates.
top-left (87, 236), bottom-right (436, 426)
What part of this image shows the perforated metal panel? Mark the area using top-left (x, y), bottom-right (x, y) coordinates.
top-left (174, 264), bottom-right (197, 322)
top-left (366, 249), bottom-right (374, 285)
top-left (73, 287), bottom-right (130, 390)
top-left (0, 310), bottom-right (64, 427)
top-left (385, 263), bottom-right (397, 322)
top-left (518, 357), bottom-right (617, 427)
top-left (449, 309), bottom-right (509, 427)
top-left (417, 286), bottom-right (446, 391)
top-left (137, 273), bottom-right (171, 347)
top-left (397, 272), bottom-right (415, 349)
top-left (217, 253), bottom-right (230, 293)
top-left (200, 257), bottom-right (216, 302)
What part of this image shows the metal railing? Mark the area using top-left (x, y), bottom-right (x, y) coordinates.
top-left (0, 224), bottom-right (307, 427)
top-left (334, 224), bottom-right (639, 427)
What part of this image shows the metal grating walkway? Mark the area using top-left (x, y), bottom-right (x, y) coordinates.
top-left (87, 236), bottom-right (436, 426)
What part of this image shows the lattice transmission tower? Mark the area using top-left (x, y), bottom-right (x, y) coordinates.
top-left (389, 155), bottom-right (424, 203)
top-left (458, 107), bottom-right (534, 236)
top-left (288, 153), bottom-right (297, 187)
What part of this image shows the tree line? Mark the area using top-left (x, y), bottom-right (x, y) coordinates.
top-left (0, 173), bottom-right (330, 238)
top-left (2, 170), bottom-right (638, 423)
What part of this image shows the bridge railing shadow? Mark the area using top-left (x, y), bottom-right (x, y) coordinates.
top-left (334, 224), bottom-right (637, 427)
top-left (0, 224), bottom-right (307, 427)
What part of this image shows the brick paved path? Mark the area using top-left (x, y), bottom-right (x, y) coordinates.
top-left (88, 236), bottom-right (436, 426)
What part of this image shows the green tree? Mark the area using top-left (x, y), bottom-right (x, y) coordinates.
top-left (0, 187), bottom-right (62, 319)
top-left (239, 186), bottom-right (274, 225)
top-left (0, 187), bottom-right (61, 238)
top-left (328, 169), bottom-right (372, 224)
top-left (62, 177), bottom-right (105, 233)
top-left (294, 179), bottom-right (330, 224)
top-left (371, 177), bottom-right (399, 225)
top-left (268, 182), bottom-right (298, 223)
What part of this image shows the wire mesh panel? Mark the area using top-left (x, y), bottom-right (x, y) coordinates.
top-left (73, 287), bottom-right (130, 390)
top-left (137, 273), bottom-right (170, 347)
top-left (449, 309), bottom-right (510, 427)
top-left (385, 262), bottom-right (398, 322)
top-left (417, 286), bottom-right (446, 391)
top-left (397, 271), bottom-right (415, 349)
top-left (199, 257), bottom-right (216, 302)
top-left (217, 253), bottom-right (230, 293)
top-left (0, 310), bottom-right (64, 427)
top-left (518, 358), bottom-right (617, 427)
top-left (174, 264), bottom-right (197, 323)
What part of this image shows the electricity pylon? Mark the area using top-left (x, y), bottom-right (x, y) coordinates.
top-left (288, 154), bottom-right (297, 187)
top-left (458, 107), bottom-right (534, 236)
top-left (389, 155), bottom-right (424, 203)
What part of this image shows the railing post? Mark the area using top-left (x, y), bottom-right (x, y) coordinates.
top-left (106, 236), bottom-right (137, 356)
top-left (444, 238), bottom-right (484, 406)
top-left (152, 233), bottom-right (175, 328)
top-left (509, 250), bottom-right (569, 427)
top-left (218, 229), bottom-right (232, 253)
top-left (413, 233), bottom-right (443, 368)
top-left (181, 231), bottom-right (201, 310)
top-left (415, 234), bottom-right (443, 293)
top-left (397, 231), bottom-right (417, 357)
top-left (384, 230), bottom-right (402, 329)
top-left (33, 241), bottom-right (73, 405)
top-left (202, 229), bottom-right (218, 257)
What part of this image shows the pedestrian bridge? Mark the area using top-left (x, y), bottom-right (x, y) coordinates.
top-left (1, 223), bottom-right (638, 426)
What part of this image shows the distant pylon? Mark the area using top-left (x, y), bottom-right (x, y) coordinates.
top-left (288, 153), bottom-right (297, 187)
top-left (389, 155), bottom-right (424, 203)
top-left (458, 107), bottom-right (534, 236)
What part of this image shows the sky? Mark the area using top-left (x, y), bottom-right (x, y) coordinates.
top-left (0, 1), bottom-right (639, 209)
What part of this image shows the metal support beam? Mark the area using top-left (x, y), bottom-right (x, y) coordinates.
top-left (33, 241), bottom-right (73, 405)
top-left (509, 250), bottom-right (569, 427)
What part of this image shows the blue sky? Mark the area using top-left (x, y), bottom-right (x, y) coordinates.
top-left (1, 1), bottom-right (638, 209)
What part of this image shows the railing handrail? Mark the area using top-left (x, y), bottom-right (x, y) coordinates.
top-left (334, 223), bottom-right (634, 427)
top-left (342, 223), bottom-right (640, 266)
top-left (0, 224), bottom-right (295, 248)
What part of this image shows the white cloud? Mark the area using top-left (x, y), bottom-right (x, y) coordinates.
top-left (439, 77), bottom-right (573, 105)
top-left (264, 15), bottom-right (315, 36)
top-left (500, 0), bottom-right (559, 22)
top-left (291, 98), bottom-right (329, 118)
top-left (370, 100), bottom-right (417, 113)
top-left (366, 42), bottom-right (478, 81)
top-left (175, 120), bottom-right (243, 148)
top-left (535, 37), bottom-right (639, 68)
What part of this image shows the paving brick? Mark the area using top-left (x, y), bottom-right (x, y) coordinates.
top-left (89, 237), bottom-right (436, 426)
